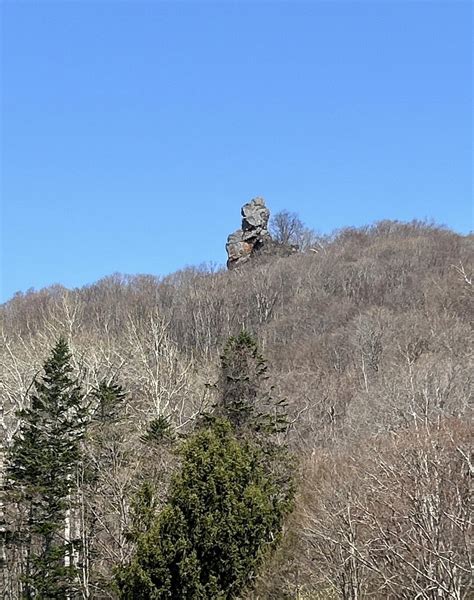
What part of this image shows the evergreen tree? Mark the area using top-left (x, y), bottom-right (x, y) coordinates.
top-left (141, 415), bottom-right (175, 446)
top-left (217, 331), bottom-right (267, 428)
top-left (218, 330), bottom-right (288, 434)
top-left (92, 380), bottom-right (126, 425)
top-left (116, 419), bottom-right (292, 599)
top-left (116, 333), bottom-right (294, 599)
top-left (6, 337), bottom-right (86, 599)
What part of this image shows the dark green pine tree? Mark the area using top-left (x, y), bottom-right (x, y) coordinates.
top-left (116, 419), bottom-right (293, 599)
top-left (218, 331), bottom-right (267, 428)
top-left (6, 337), bottom-right (86, 599)
top-left (92, 379), bottom-right (127, 425)
top-left (218, 330), bottom-right (288, 434)
top-left (115, 333), bottom-right (294, 599)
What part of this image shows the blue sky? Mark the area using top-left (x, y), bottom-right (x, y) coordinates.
top-left (1, 0), bottom-right (472, 302)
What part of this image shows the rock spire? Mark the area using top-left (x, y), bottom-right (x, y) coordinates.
top-left (225, 197), bottom-right (272, 269)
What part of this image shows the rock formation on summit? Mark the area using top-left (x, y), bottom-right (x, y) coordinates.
top-left (226, 197), bottom-right (272, 269)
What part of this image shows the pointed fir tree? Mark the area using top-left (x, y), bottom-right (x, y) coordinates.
top-left (140, 415), bottom-right (175, 447)
top-left (6, 337), bottom-right (86, 599)
top-left (217, 331), bottom-right (267, 428)
top-left (92, 380), bottom-right (127, 425)
top-left (218, 330), bottom-right (288, 434)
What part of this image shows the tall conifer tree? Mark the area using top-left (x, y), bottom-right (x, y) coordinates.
top-left (218, 330), bottom-right (289, 435)
top-left (116, 333), bottom-right (294, 599)
top-left (6, 337), bottom-right (86, 599)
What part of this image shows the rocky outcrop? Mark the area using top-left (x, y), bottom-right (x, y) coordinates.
top-left (226, 197), bottom-right (299, 269)
top-left (226, 198), bottom-right (272, 269)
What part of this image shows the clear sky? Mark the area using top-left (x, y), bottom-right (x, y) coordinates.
top-left (1, 0), bottom-right (472, 302)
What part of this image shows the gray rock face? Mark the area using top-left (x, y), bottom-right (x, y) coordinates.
top-left (241, 197), bottom-right (270, 231)
top-left (226, 197), bottom-right (272, 269)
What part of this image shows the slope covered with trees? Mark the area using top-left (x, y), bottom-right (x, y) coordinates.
top-left (1, 219), bottom-right (472, 598)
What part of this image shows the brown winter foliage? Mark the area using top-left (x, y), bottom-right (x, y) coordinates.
top-left (1, 220), bottom-right (472, 598)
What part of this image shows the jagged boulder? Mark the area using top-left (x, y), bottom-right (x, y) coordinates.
top-left (225, 231), bottom-right (254, 267)
top-left (242, 197), bottom-right (270, 232)
top-left (226, 198), bottom-right (272, 269)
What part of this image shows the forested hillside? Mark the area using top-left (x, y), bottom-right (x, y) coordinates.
top-left (1, 219), bottom-right (472, 599)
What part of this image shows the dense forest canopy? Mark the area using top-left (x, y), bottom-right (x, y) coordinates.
top-left (1, 218), bottom-right (472, 599)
